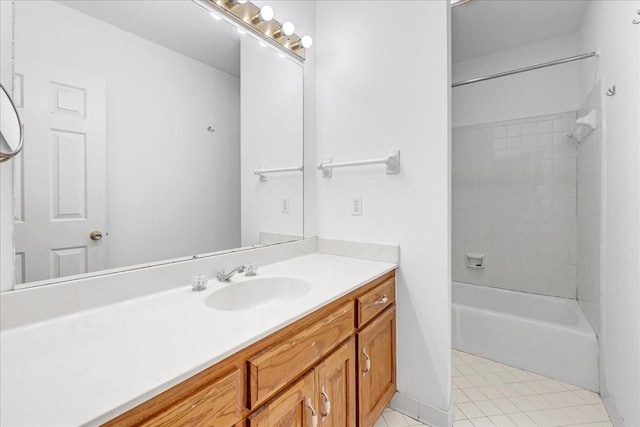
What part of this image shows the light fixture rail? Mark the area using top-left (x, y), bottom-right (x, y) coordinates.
top-left (452, 51), bottom-right (599, 88)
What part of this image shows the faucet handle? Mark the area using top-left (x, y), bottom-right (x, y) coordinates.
top-left (191, 274), bottom-right (208, 292)
top-left (216, 268), bottom-right (226, 281)
top-left (245, 262), bottom-right (257, 276)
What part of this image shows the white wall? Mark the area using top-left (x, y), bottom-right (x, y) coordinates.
top-left (240, 37), bottom-right (303, 245)
top-left (254, 0), bottom-right (317, 240)
top-left (0, 0), bottom-right (14, 291)
top-left (579, 2), bottom-right (640, 426)
top-left (316, 1), bottom-right (451, 424)
top-left (453, 33), bottom-right (583, 127)
top-left (452, 112), bottom-right (579, 299)
top-left (576, 81), bottom-right (603, 334)
top-left (13, 1), bottom-right (241, 271)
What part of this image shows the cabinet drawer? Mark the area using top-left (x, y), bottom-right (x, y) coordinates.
top-left (248, 301), bottom-right (354, 408)
top-left (357, 277), bottom-right (395, 327)
top-left (140, 368), bottom-right (242, 427)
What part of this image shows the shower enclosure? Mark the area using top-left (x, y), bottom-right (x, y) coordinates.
top-left (450, 46), bottom-right (604, 391)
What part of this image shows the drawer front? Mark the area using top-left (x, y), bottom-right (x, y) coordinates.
top-left (141, 368), bottom-right (242, 427)
top-left (357, 277), bottom-right (395, 327)
top-left (248, 301), bottom-right (354, 408)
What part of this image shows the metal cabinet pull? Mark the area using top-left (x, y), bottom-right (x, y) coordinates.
top-left (320, 385), bottom-right (331, 418)
top-left (362, 347), bottom-right (371, 374)
top-left (374, 294), bottom-right (388, 305)
top-left (306, 398), bottom-right (318, 427)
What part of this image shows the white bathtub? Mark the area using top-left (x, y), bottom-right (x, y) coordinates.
top-left (452, 281), bottom-right (598, 391)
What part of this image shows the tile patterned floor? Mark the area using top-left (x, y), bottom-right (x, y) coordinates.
top-left (374, 350), bottom-right (612, 427)
top-left (373, 407), bottom-right (429, 427)
top-left (451, 350), bottom-right (611, 426)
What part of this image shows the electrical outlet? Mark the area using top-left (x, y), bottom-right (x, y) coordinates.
top-left (351, 196), bottom-right (362, 216)
top-left (281, 197), bottom-right (290, 213)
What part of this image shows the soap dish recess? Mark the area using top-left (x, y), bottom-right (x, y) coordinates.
top-left (465, 253), bottom-right (484, 269)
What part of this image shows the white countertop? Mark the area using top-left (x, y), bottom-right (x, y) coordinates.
top-left (0, 253), bottom-right (396, 426)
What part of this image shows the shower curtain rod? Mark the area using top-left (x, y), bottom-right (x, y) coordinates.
top-left (452, 51), bottom-right (599, 88)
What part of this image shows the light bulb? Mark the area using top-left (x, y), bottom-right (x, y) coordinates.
top-left (273, 21), bottom-right (295, 38)
top-left (235, 0), bottom-right (248, 3)
top-left (281, 21), bottom-right (295, 36)
top-left (300, 35), bottom-right (313, 48)
top-left (259, 5), bottom-right (274, 22)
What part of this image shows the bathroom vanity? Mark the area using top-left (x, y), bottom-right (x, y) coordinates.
top-left (106, 270), bottom-right (395, 427)
top-left (0, 250), bottom-right (397, 427)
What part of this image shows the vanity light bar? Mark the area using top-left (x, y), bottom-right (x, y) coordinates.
top-left (206, 0), bottom-right (310, 60)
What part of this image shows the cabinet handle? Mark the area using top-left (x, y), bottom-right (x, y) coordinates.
top-left (374, 294), bottom-right (388, 305)
top-left (306, 398), bottom-right (318, 427)
top-left (320, 385), bottom-right (331, 418)
top-left (362, 347), bottom-right (371, 374)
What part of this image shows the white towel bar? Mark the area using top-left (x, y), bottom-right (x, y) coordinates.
top-left (254, 165), bottom-right (303, 181)
top-left (317, 150), bottom-right (400, 178)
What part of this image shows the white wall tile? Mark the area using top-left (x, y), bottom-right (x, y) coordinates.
top-left (452, 112), bottom-right (579, 298)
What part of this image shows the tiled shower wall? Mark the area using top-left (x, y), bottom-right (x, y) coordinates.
top-left (452, 112), bottom-right (578, 298)
top-left (577, 81), bottom-right (603, 334)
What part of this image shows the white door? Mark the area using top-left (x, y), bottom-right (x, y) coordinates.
top-left (14, 62), bottom-right (106, 284)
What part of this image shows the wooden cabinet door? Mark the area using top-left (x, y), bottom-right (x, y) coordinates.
top-left (249, 372), bottom-right (316, 427)
top-left (315, 339), bottom-right (356, 427)
top-left (358, 307), bottom-right (396, 427)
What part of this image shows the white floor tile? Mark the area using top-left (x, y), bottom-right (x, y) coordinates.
top-left (458, 402), bottom-right (486, 419)
top-left (507, 411), bottom-right (537, 427)
top-left (510, 382), bottom-right (536, 396)
top-left (475, 400), bottom-right (503, 417)
top-left (492, 398), bottom-right (521, 414)
top-left (508, 396), bottom-right (537, 412)
top-left (526, 394), bottom-right (555, 410)
top-left (494, 384), bottom-right (522, 398)
top-left (445, 350), bottom-right (611, 427)
top-left (373, 415), bottom-right (388, 427)
top-left (383, 410), bottom-right (411, 427)
top-left (403, 414), bottom-right (424, 426)
top-left (561, 405), bottom-right (595, 425)
top-left (467, 374), bottom-right (491, 387)
top-left (482, 373), bottom-right (506, 386)
top-left (477, 385), bottom-right (504, 400)
top-left (470, 416), bottom-right (497, 427)
top-left (464, 387), bottom-right (489, 402)
top-left (454, 404), bottom-right (466, 421)
top-left (453, 388), bottom-right (471, 403)
top-left (458, 364), bottom-right (479, 376)
top-left (453, 420), bottom-right (475, 427)
top-left (488, 414), bottom-right (517, 427)
top-left (575, 390), bottom-right (605, 404)
top-left (578, 404), bottom-right (611, 422)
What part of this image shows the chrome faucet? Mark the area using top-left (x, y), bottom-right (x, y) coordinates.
top-left (216, 263), bottom-right (257, 282)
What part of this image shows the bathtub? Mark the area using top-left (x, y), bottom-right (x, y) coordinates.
top-left (452, 281), bottom-right (598, 391)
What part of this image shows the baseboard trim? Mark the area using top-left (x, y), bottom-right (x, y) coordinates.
top-left (390, 391), bottom-right (453, 427)
top-left (601, 384), bottom-right (624, 427)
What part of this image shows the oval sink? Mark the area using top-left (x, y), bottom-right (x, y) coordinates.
top-left (205, 277), bottom-right (311, 312)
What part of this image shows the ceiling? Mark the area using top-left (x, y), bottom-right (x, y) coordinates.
top-left (452, 0), bottom-right (588, 63)
top-left (57, 0), bottom-right (241, 76)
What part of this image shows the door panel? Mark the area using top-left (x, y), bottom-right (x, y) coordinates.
top-left (315, 339), bottom-right (356, 427)
top-left (249, 372), bottom-right (315, 427)
top-left (358, 307), bottom-right (396, 427)
top-left (14, 61), bottom-right (106, 284)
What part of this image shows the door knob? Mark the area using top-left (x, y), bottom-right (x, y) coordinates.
top-left (90, 230), bottom-right (103, 241)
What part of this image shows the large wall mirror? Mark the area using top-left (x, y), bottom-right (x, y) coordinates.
top-left (5, 0), bottom-right (304, 290)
